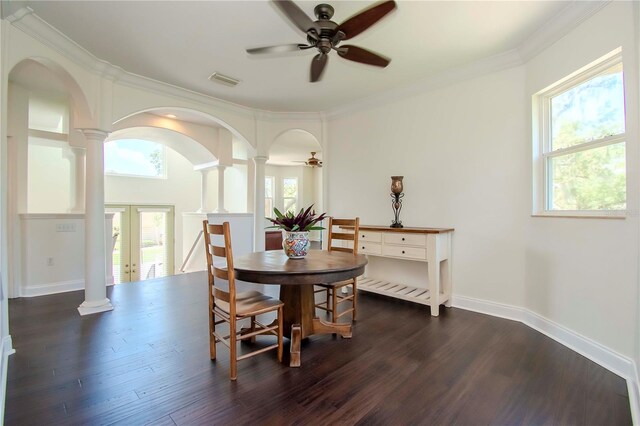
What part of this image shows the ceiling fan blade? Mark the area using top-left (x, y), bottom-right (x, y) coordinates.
top-left (310, 53), bottom-right (328, 82)
top-left (246, 44), bottom-right (309, 55)
top-left (337, 0), bottom-right (396, 40)
top-left (338, 45), bottom-right (390, 67)
top-left (272, 0), bottom-right (317, 34)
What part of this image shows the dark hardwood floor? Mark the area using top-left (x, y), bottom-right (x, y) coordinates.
top-left (6, 272), bottom-right (632, 425)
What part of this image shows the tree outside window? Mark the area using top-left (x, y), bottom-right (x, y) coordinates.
top-left (536, 52), bottom-right (626, 213)
top-left (283, 178), bottom-right (298, 214)
top-left (105, 139), bottom-right (167, 178)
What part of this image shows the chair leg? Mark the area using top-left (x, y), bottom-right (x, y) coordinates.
top-left (332, 286), bottom-right (338, 323)
top-left (229, 317), bottom-right (237, 381)
top-left (325, 288), bottom-right (331, 312)
top-left (209, 311), bottom-right (216, 360)
top-left (250, 315), bottom-right (256, 343)
top-left (352, 282), bottom-right (357, 321)
top-left (277, 306), bottom-right (283, 363)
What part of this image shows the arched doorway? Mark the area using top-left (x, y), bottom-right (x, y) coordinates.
top-left (267, 129), bottom-right (324, 248)
top-left (109, 109), bottom-right (256, 275)
top-left (6, 58), bottom-right (94, 299)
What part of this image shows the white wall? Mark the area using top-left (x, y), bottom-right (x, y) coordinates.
top-left (19, 214), bottom-right (114, 296)
top-left (27, 141), bottom-right (71, 213)
top-left (524, 1), bottom-right (639, 359)
top-left (327, 1), bottom-right (639, 363)
top-left (329, 65), bottom-right (528, 308)
top-left (224, 162), bottom-right (248, 213)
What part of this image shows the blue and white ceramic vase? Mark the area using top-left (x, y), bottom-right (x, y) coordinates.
top-left (282, 231), bottom-right (310, 259)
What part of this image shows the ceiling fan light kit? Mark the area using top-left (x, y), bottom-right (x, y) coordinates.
top-left (247, 0), bottom-right (396, 82)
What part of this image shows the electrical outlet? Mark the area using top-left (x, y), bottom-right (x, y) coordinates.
top-left (47, 257), bottom-right (54, 266)
top-left (56, 223), bottom-right (76, 232)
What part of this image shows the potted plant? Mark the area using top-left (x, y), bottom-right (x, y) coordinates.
top-left (266, 205), bottom-right (326, 259)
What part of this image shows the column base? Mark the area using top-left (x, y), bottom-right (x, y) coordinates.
top-left (77, 298), bottom-right (114, 316)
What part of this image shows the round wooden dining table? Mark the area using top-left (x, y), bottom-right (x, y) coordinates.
top-left (233, 250), bottom-right (368, 367)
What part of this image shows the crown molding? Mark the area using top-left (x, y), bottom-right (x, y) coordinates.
top-left (324, 0), bottom-right (611, 118)
top-left (518, 0), bottom-right (610, 63)
top-left (5, 1), bottom-right (612, 120)
top-left (254, 110), bottom-right (322, 122)
top-left (5, 7), bottom-right (261, 119)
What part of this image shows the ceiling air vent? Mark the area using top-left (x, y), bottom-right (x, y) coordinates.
top-left (208, 72), bottom-right (240, 87)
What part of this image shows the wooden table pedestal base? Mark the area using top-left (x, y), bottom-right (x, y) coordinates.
top-left (281, 285), bottom-right (352, 367)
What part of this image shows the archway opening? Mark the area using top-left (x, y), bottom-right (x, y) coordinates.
top-left (267, 129), bottom-right (324, 248)
top-left (6, 58), bottom-right (94, 299)
top-left (110, 109), bottom-right (255, 276)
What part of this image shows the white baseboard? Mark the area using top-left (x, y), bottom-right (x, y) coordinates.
top-left (0, 335), bottom-right (14, 425)
top-left (21, 278), bottom-right (115, 298)
top-left (452, 294), bottom-right (638, 422)
top-left (628, 366), bottom-right (640, 426)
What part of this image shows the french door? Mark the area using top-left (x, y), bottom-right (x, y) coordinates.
top-left (107, 205), bottom-right (175, 283)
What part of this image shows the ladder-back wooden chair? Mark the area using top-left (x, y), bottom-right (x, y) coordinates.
top-left (203, 220), bottom-right (283, 380)
top-left (314, 217), bottom-right (360, 322)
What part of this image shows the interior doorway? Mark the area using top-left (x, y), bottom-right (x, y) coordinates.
top-left (107, 204), bottom-right (175, 283)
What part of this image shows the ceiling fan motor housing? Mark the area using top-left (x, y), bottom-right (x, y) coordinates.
top-left (248, 0), bottom-right (396, 82)
top-left (314, 4), bottom-right (334, 20)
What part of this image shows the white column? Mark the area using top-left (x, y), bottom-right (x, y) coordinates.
top-left (214, 165), bottom-right (228, 213)
top-left (197, 169), bottom-right (210, 213)
top-left (70, 146), bottom-right (86, 213)
top-left (253, 156), bottom-right (267, 252)
top-left (78, 129), bottom-right (113, 316)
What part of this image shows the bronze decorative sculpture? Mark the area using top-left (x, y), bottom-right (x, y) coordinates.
top-left (390, 176), bottom-right (404, 228)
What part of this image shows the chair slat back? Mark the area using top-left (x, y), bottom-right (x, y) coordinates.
top-left (203, 220), bottom-right (236, 313)
top-left (327, 217), bottom-right (360, 254)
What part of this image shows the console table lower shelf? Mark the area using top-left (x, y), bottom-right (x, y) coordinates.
top-left (358, 277), bottom-right (450, 307)
top-left (341, 225), bottom-right (454, 316)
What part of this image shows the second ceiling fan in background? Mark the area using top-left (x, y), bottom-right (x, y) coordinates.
top-left (247, 0), bottom-right (397, 82)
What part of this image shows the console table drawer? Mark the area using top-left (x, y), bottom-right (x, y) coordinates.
top-left (383, 233), bottom-right (427, 247)
top-left (359, 241), bottom-right (382, 256)
top-left (382, 245), bottom-right (427, 260)
top-left (359, 231), bottom-right (382, 243)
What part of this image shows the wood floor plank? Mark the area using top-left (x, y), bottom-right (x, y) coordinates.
top-left (5, 271), bottom-right (632, 425)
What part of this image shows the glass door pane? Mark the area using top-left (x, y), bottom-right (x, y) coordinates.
top-left (132, 207), bottom-right (174, 281)
top-left (107, 204), bottom-right (174, 283)
top-left (107, 205), bottom-right (131, 284)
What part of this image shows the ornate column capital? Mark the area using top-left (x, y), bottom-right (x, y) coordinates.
top-left (79, 129), bottom-right (110, 142)
top-left (252, 156), bottom-right (268, 165)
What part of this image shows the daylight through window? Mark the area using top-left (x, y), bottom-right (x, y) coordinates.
top-left (265, 176), bottom-right (275, 217)
top-left (283, 178), bottom-right (298, 214)
top-left (536, 51), bottom-right (626, 214)
top-left (105, 139), bottom-right (166, 178)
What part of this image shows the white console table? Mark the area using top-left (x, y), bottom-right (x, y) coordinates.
top-left (350, 225), bottom-right (454, 317)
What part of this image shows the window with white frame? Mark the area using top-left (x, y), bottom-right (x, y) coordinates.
top-left (283, 177), bottom-right (298, 214)
top-left (535, 50), bottom-right (626, 214)
top-left (265, 176), bottom-right (275, 217)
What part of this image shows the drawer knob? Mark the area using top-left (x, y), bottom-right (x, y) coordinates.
top-left (402, 237), bottom-right (405, 241)
top-left (361, 235), bottom-right (365, 238)
top-left (402, 250), bottom-right (405, 254)
top-left (362, 246), bottom-right (365, 249)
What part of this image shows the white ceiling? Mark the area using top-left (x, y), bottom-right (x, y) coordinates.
top-left (15, 0), bottom-right (570, 112)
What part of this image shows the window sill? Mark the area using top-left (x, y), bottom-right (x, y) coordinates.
top-left (531, 212), bottom-right (627, 220)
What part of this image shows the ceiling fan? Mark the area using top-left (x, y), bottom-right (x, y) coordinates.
top-left (246, 0), bottom-right (397, 82)
top-left (294, 152), bottom-right (323, 167)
